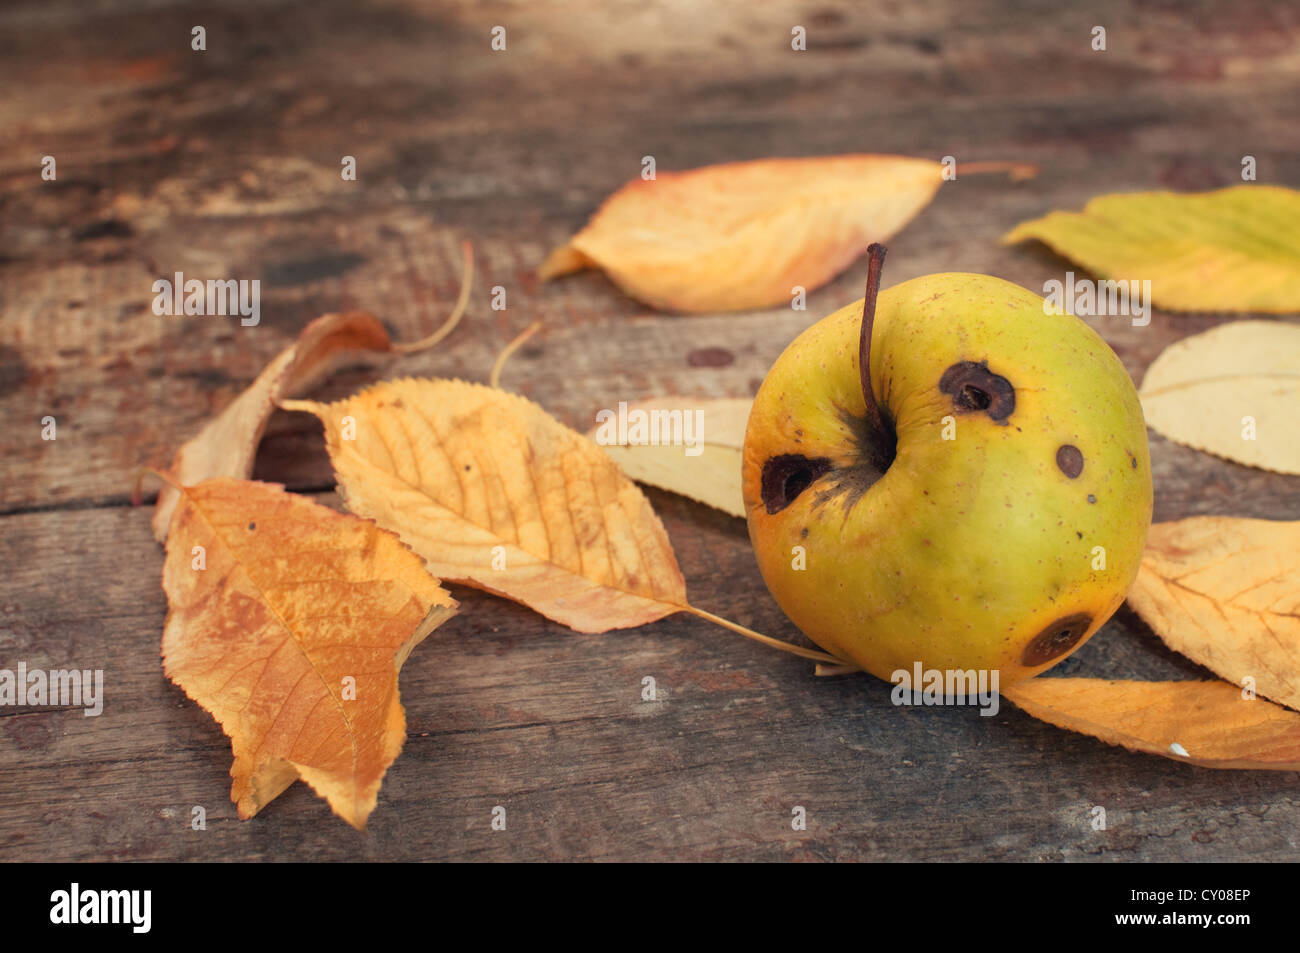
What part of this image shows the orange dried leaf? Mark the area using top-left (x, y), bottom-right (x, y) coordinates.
top-left (539, 155), bottom-right (946, 312)
top-left (1003, 678), bottom-right (1300, 770)
top-left (283, 379), bottom-right (689, 634)
top-left (152, 311), bottom-right (394, 541)
top-left (162, 477), bottom-right (457, 828)
top-left (1128, 516), bottom-right (1300, 711)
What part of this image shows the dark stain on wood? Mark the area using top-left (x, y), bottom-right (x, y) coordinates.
top-left (687, 347), bottom-right (735, 368)
top-left (263, 253), bottom-right (367, 287)
top-left (0, 345), bottom-right (29, 399)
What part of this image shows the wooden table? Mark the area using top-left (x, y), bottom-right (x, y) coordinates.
top-left (3, 0), bottom-right (1298, 862)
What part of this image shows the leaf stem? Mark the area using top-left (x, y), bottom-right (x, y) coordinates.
top-left (814, 662), bottom-right (863, 677)
top-left (681, 603), bottom-right (849, 665)
top-left (392, 239), bottom-right (475, 354)
top-left (952, 160), bottom-right (1039, 181)
top-left (131, 465), bottom-right (182, 505)
top-left (489, 321), bottom-right (542, 390)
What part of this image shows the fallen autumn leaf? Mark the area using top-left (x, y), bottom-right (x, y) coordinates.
top-left (1128, 516), bottom-right (1300, 712)
top-left (152, 241), bottom-right (474, 540)
top-left (161, 477), bottom-right (457, 829)
top-left (284, 378), bottom-right (690, 633)
top-left (1003, 677), bottom-right (1300, 770)
top-left (1138, 320), bottom-right (1300, 474)
top-left (587, 396), bottom-right (751, 518)
top-left (541, 155), bottom-right (949, 312)
top-left (1003, 185), bottom-right (1300, 313)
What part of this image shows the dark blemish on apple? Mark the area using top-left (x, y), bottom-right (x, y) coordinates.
top-left (248, 522), bottom-right (256, 531)
top-left (800, 527), bottom-right (808, 538)
top-left (761, 454), bottom-right (832, 514)
top-left (1076, 531), bottom-right (1083, 539)
top-left (1129, 452), bottom-right (1138, 469)
top-left (464, 464), bottom-right (471, 471)
top-left (1087, 494), bottom-right (1097, 503)
top-left (687, 347), bottom-right (734, 368)
top-left (938, 361), bottom-right (1015, 423)
top-left (1022, 612), bottom-right (1093, 666)
top-left (1056, 444), bottom-right (1084, 478)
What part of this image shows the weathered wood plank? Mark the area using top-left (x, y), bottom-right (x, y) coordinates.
top-left (3, 494), bottom-right (1298, 862)
top-left (1, 0), bottom-right (1298, 861)
top-left (3, 0), bottom-right (1299, 513)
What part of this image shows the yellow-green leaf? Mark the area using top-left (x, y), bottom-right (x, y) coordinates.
top-left (1003, 185), bottom-right (1300, 313)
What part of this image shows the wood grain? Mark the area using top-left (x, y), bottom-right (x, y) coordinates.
top-left (1, 0), bottom-right (1298, 861)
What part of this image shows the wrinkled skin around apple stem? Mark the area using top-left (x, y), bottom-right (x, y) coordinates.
top-left (857, 243), bottom-right (897, 473)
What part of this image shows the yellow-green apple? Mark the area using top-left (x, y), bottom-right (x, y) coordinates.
top-left (741, 245), bottom-right (1152, 685)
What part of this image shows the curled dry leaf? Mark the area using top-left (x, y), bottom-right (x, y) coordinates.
top-left (1128, 516), bottom-right (1300, 712)
top-left (152, 239), bottom-right (474, 540)
top-left (586, 397), bottom-right (751, 518)
top-left (1003, 678), bottom-right (1300, 770)
top-left (1139, 320), bottom-right (1300, 474)
top-left (540, 155), bottom-right (946, 313)
top-left (283, 379), bottom-right (688, 633)
top-left (1003, 185), bottom-right (1300, 313)
top-left (162, 477), bottom-right (457, 829)
top-left (151, 311), bottom-right (395, 540)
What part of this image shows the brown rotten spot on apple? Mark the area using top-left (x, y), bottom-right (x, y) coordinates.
top-left (761, 454), bottom-right (832, 514)
top-left (1056, 444), bottom-right (1084, 478)
top-left (1022, 612), bottom-right (1093, 666)
top-left (938, 361), bottom-right (1015, 422)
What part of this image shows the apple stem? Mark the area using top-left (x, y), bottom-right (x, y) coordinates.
top-left (859, 244), bottom-right (896, 469)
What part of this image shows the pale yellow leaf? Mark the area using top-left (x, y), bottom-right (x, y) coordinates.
top-left (1138, 320), bottom-right (1300, 473)
top-left (587, 397), bottom-right (751, 518)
